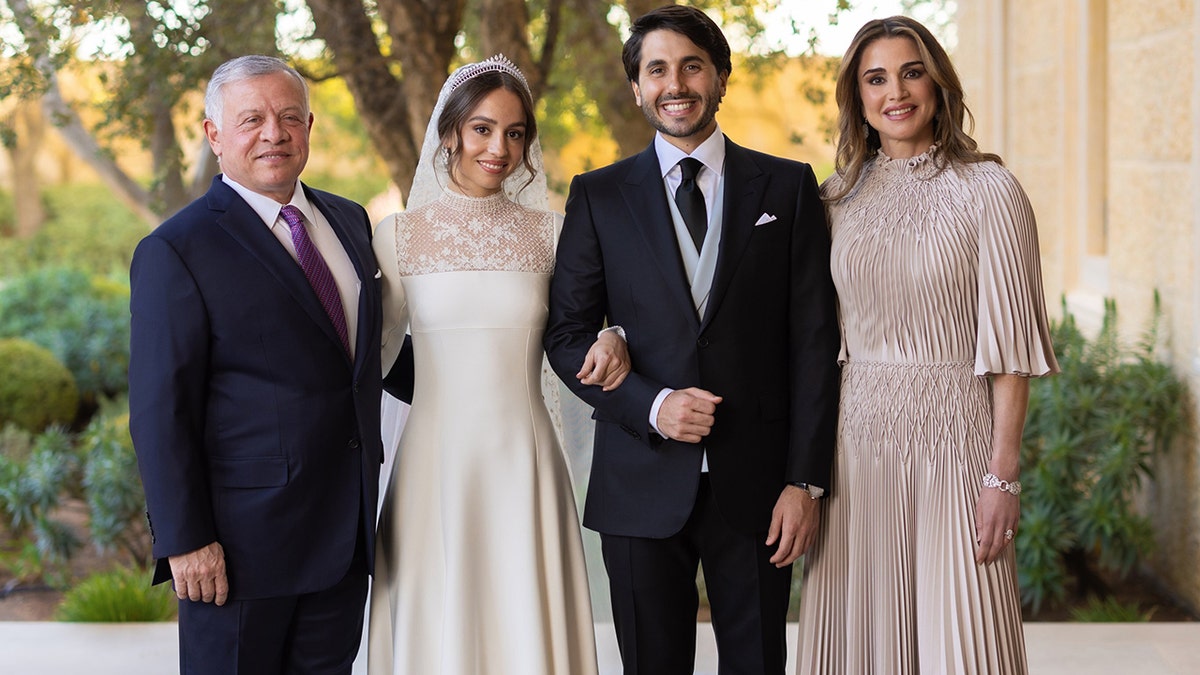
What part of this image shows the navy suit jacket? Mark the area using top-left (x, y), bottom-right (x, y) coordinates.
top-left (129, 176), bottom-right (386, 601)
top-left (545, 138), bottom-right (840, 538)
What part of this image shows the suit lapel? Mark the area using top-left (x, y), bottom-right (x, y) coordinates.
top-left (700, 140), bottom-right (767, 329)
top-left (307, 187), bottom-right (374, 376)
top-left (208, 179), bottom-right (356, 366)
top-left (619, 145), bottom-right (702, 330)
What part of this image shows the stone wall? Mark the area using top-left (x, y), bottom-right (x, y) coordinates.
top-left (956, 0), bottom-right (1200, 613)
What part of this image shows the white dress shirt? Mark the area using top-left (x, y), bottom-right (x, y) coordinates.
top-left (646, 127), bottom-right (727, 463)
top-left (222, 176), bottom-right (360, 358)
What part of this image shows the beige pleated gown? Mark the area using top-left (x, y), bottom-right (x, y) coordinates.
top-left (796, 148), bottom-right (1059, 674)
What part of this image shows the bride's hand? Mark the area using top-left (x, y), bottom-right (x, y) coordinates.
top-left (577, 330), bottom-right (631, 391)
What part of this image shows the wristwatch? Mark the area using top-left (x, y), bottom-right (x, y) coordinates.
top-left (789, 481), bottom-right (826, 500)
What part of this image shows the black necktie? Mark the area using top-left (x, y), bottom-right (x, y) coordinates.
top-left (675, 157), bottom-right (707, 253)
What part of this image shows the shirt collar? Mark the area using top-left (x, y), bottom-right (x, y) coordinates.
top-left (654, 123), bottom-right (726, 178)
top-left (221, 175), bottom-right (315, 228)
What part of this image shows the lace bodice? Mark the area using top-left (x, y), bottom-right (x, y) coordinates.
top-left (391, 190), bottom-right (556, 276)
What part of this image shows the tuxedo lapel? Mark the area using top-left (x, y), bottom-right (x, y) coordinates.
top-left (619, 145), bottom-right (701, 330)
top-left (208, 180), bottom-right (353, 364)
top-left (701, 140), bottom-right (767, 329)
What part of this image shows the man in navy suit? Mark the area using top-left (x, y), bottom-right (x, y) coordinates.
top-left (544, 7), bottom-right (840, 674)
top-left (129, 55), bottom-right (398, 674)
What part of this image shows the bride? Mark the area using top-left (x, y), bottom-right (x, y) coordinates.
top-left (367, 55), bottom-right (627, 675)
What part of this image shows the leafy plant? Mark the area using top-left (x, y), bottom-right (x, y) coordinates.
top-left (78, 398), bottom-right (151, 567)
top-left (0, 427), bottom-right (81, 582)
top-left (55, 565), bottom-right (177, 622)
top-left (1018, 294), bottom-right (1187, 614)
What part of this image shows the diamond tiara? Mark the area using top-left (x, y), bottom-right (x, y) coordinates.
top-left (447, 54), bottom-right (530, 93)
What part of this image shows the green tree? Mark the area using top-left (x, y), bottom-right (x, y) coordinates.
top-left (2, 0), bottom-right (848, 224)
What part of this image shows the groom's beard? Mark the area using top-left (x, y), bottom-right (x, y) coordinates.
top-left (641, 92), bottom-right (723, 140)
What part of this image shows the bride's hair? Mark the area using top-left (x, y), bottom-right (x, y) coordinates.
top-left (436, 70), bottom-right (539, 194)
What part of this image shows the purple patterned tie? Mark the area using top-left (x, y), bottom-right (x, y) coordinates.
top-left (280, 205), bottom-right (351, 355)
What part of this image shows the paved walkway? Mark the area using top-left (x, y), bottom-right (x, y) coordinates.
top-left (1, 621), bottom-right (1198, 674)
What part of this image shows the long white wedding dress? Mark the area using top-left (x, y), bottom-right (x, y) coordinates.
top-left (367, 189), bottom-right (598, 675)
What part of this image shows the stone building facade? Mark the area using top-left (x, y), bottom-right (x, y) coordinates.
top-left (955, 0), bottom-right (1200, 612)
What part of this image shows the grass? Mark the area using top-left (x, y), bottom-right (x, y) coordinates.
top-left (55, 566), bottom-right (177, 622)
top-left (1068, 595), bottom-right (1156, 623)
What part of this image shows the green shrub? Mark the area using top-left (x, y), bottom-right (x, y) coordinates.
top-left (1068, 596), bottom-right (1155, 622)
top-left (1018, 295), bottom-right (1187, 614)
top-left (0, 339), bottom-right (79, 432)
top-left (55, 566), bottom-right (177, 622)
top-left (0, 183), bottom-right (145, 278)
top-left (79, 398), bottom-right (151, 567)
top-left (0, 267), bottom-right (130, 407)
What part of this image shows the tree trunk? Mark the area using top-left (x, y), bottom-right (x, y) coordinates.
top-left (40, 83), bottom-right (158, 227)
top-left (479, 0), bottom-right (544, 99)
top-left (9, 0), bottom-right (159, 227)
top-left (8, 100), bottom-right (47, 238)
top-left (567, 0), bottom-right (654, 157)
top-left (307, 0), bottom-right (464, 202)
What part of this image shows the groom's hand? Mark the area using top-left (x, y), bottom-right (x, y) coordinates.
top-left (656, 388), bottom-right (722, 443)
top-left (766, 486), bottom-right (820, 567)
top-left (169, 541), bottom-right (229, 605)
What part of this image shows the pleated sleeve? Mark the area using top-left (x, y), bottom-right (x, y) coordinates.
top-left (819, 173), bottom-right (851, 366)
top-left (973, 164), bottom-right (1060, 377)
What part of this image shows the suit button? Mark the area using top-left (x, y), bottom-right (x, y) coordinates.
top-left (349, 439), bottom-right (361, 449)
top-left (697, 337), bottom-right (710, 348)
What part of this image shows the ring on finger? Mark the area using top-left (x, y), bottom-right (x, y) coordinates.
top-left (1004, 528), bottom-right (1014, 541)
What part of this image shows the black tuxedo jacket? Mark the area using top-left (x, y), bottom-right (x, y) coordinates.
top-left (129, 176), bottom-right (387, 601)
top-left (545, 138), bottom-right (840, 538)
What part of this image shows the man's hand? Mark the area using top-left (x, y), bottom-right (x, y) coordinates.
top-left (577, 330), bottom-right (631, 391)
top-left (765, 485), bottom-right (821, 567)
top-left (168, 541), bottom-right (229, 605)
top-left (655, 388), bottom-right (722, 443)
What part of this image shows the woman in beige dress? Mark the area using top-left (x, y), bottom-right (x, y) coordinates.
top-left (367, 55), bottom-right (626, 675)
top-left (796, 17), bottom-right (1059, 673)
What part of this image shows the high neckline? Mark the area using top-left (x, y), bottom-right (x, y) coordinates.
top-left (438, 188), bottom-right (511, 213)
top-left (873, 143), bottom-right (941, 176)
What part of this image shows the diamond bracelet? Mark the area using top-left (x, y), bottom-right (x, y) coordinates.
top-left (983, 472), bottom-right (1022, 496)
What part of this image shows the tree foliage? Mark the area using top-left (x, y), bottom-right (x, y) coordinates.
top-left (2, 0), bottom-right (843, 225)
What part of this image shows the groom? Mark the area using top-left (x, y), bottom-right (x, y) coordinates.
top-left (545, 5), bottom-right (840, 673)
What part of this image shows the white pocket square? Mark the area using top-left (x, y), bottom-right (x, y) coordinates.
top-left (374, 269), bottom-right (383, 279)
top-left (754, 213), bottom-right (777, 226)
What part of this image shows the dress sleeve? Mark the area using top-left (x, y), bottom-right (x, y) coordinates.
top-left (974, 166), bottom-right (1060, 377)
top-left (373, 212), bottom-right (410, 375)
